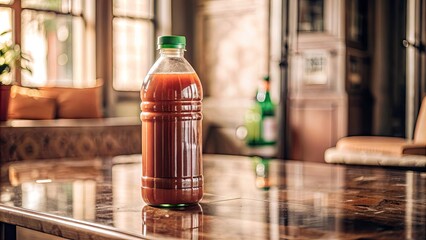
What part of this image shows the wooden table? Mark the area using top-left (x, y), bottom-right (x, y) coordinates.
top-left (0, 154), bottom-right (425, 239)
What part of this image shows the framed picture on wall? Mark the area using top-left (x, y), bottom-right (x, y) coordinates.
top-left (302, 51), bottom-right (329, 86)
top-left (293, 48), bottom-right (341, 93)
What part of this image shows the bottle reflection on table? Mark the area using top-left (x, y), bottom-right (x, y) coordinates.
top-left (141, 204), bottom-right (203, 239)
top-left (252, 156), bottom-right (271, 190)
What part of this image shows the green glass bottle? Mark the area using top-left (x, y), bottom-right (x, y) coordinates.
top-left (256, 75), bottom-right (276, 146)
top-left (245, 101), bottom-right (262, 146)
top-left (245, 76), bottom-right (277, 147)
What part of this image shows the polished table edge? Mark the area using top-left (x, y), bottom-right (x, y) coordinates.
top-left (0, 205), bottom-right (153, 240)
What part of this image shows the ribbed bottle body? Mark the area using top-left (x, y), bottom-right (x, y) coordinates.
top-left (141, 71), bottom-right (203, 206)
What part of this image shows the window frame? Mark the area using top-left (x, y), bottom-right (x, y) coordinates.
top-left (111, 0), bottom-right (156, 92)
top-left (2, 0), bottom-right (170, 116)
top-left (1, 0), bottom-right (95, 87)
top-left (98, 0), bottom-right (170, 116)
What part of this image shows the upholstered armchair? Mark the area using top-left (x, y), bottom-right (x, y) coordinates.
top-left (325, 97), bottom-right (426, 167)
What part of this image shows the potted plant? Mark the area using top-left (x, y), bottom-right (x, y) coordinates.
top-left (0, 30), bottom-right (31, 121)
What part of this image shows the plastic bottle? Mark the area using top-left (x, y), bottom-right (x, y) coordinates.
top-left (140, 36), bottom-right (203, 207)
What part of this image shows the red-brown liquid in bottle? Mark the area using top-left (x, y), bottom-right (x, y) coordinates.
top-left (140, 73), bottom-right (203, 206)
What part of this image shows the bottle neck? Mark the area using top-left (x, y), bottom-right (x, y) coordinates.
top-left (256, 80), bottom-right (271, 102)
top-left (159, 48), bottom-right (185, 57)
top-left (262, 81), bottom-right (270, 92)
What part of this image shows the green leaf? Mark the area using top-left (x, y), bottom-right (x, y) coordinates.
top-left (0, 30), bottom-right (11, 36)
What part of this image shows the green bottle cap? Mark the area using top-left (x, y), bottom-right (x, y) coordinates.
top-left (263, 75), bottom-right (270, 82)
top-left (157, 36), bottom-right (186, 49)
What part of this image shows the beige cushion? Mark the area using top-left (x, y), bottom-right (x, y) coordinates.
top-left (8, 86), bottom-right (56, 120)
top-left (336, 136), bottom-right (426, 156)
top-left (40, 82), bottom-right (102, 119)
top-left (325, 147), bottom-right (426, 167)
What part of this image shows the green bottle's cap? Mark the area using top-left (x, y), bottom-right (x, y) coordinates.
top-left (157, 36), bottom-right (186, 49)
top-left (263, 75), bottom-right (270, 82)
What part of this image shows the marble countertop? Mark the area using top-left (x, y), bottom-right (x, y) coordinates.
top-left (0, 154), bottom-right (425, 239)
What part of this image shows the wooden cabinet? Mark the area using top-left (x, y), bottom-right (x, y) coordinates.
top-left (287, 0), bottom-right (347, 162)
top-left (290, 96), bottom-right (346, 162)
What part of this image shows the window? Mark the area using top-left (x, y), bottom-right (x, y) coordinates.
top-left (0, 0), bottom-right (95, 87)
top-left (1, 0), bottom-right (157, 90)
top-left (0, 1), bottom-right (13, 84)
top-left (112, 0), bottom-right (155, 91)
top-left (0, 4), bottom-right (12, 40)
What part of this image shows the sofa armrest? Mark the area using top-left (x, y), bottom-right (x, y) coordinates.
top-left (325, 148), bottom-right (426, 168)
top-left (336, 136), bottom-right (426, 156)
top-left (401, 143), bottom-right (426, 155)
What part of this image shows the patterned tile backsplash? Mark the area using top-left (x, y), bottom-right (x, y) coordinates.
top-left (0, 118), bottom-right (141, 162)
